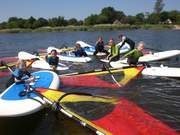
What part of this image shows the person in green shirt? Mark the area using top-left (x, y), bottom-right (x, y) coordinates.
top-left (106, 38), bottom-right (120, 62)
top-left (123, 41), bottom-right (145, 66)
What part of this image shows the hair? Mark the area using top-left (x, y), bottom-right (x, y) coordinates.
top-left (138, 41), bottom-right (145, 46)
top-left (16, 59), bottom-right (26, 68)
top-left (118, 34), bottom-right (123, 38)
top-left (108, 38), bottom-right (114, 44)
top-left (51, 49), bottom-right (57, 53)
top-left (75, 43), bottom-right (81, 48)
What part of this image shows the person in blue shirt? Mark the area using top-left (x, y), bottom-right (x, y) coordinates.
top-left (13, 60), bottom-right (34, 84)
top-left (46, 49), bottom-right (59, 70)
top-left (5, 59), bottom-right (34, 88)
top-left (73, 43), bottom-right (87, 57)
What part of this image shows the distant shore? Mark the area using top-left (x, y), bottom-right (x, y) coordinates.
top-left (0, 24), bottom-right (179, 33)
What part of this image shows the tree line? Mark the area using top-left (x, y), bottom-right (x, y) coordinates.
top-left (0, 4), bottom-right (180, 29)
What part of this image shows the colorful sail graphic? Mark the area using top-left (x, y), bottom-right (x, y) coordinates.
top-left (36, 88), bottom-right (179, 135)
top-left (60, 66), bottom-right (144, 89)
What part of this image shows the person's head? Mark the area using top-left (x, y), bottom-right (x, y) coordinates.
top-left (108, 38), bottom-right (115, 46)
top-left (137, 41), bottom-right (145, 51)
top-left (51, 49), bottom-right (58, 56)
top-left (16, 60), bottom-right (27, 69)
top-left (98, 36), bottom-right (103, 42)
top-left (75, 43), bottom-right (81, 49)
top-left (119, 34), bottom-right (126, 41)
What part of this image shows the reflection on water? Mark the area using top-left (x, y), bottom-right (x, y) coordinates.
top-left (0, 30), bottom-right (180, 134)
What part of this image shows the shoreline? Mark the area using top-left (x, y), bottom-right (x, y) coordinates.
top-left (0, 24), bottom-right (179, 33)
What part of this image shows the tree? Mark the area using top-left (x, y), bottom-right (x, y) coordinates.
top-left (168, 10), bottom-right (179, 23)
top-left (115, 11), bottom-right (126, 22)
top-left (57, 16), bottom-right (68, 26)
top-left (154, 0), bottom-right (165, 14)
top-left (24, 16), bottom-right (36, 29)
top-left (160, 11), bottom-right (169, 22)
top-left (147, 13), bottom-right (160, 24)
top-left (96, 15), bottom-right (109, 24)
top-left (68, 18), bottom-right (78, 25)
top-left (0, 22), bottom-right (7, 29)
top-left (100, 7), bottom-right (117, 23)
top-left (7, 17), bottom-right (19, 28)
top-left (33, 18), bottom-right (48, 28)
top-left (48, 17), bottom-right (59, 27)
top-left (48, 16), bottom-right (68, 27)
top-left (135, 13), bottom-right (145, 24)
top-left (125, 16), bottom-right (136, 25)
top-left (84, 14), bottom-right (98, 25)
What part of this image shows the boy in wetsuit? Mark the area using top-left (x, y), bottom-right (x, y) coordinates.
top-left (46, 49), bottom-right (59, 70)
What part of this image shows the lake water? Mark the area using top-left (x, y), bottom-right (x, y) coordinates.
top-left (0, 30), bottom-right (180, 135)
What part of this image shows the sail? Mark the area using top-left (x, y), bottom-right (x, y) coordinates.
top-left (60, 66), bottom-right (144, 89)
top-left (36, 88), bottom-right (179, 135)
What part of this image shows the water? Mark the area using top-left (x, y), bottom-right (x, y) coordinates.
top-left (0, 30), bottom-right (180, 135)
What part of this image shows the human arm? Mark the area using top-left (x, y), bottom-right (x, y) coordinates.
top-left (108, 45), bottom-right (120, 60)
top-left (123, 49), bottom-right (136, 58)
top-left (13, 69), bottom-right (34, 83)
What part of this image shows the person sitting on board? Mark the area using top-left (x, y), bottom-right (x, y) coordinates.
top-left (12, 60), bottom-right (34, 84)
top-left (73, 43), bottom-right (88, 57)
top-left (106, 38), bottom-right (120, 62)
top-left (122, 41), bottom-right (146, 66)
top-left (46, 49), bottom-right (59, 70)
top-left (93, 36), bottom-right (109, 55)
top-left (118, 34), bottom-right (135, 51)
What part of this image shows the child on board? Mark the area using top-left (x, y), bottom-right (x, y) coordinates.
top-left (6, 59), bottom-right (34, 88)
top-left (122, 41), bottom-right (152, 66)
top-left (93, 36), bottom-right (109, 55)
top-left (73, 43), bottom-right (88, 57)
top-left (106, 38), bottom-right (120, 62)
top-left (46, 49), bottom-right (59, 70)
top-left (118, 34), bottom-right (135, 51)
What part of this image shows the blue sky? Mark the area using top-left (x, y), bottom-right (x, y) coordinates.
top-left (0, 0), bottom-right (179, 22)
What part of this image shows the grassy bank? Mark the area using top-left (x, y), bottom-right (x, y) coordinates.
top-left (0, 24), bottom-right (176, 33)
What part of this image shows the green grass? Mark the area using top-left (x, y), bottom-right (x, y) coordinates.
top-left (0, 24), bottom-right (175, 33)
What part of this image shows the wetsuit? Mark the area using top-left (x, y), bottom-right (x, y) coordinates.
top-left (46, 55), bottom-right (59, 67)
top-left (108, 45), bottom-right (120, 61)
top-left (121, 37), bottom-right (135, 51)
top-left (124, 49), bottom-right (143, 65)
top-left (74, 48), bottom-right (87, 57)
top-left (6, 68), bottom-right (31, 88)
top-left (93, 41), bottom-right (109, 55)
